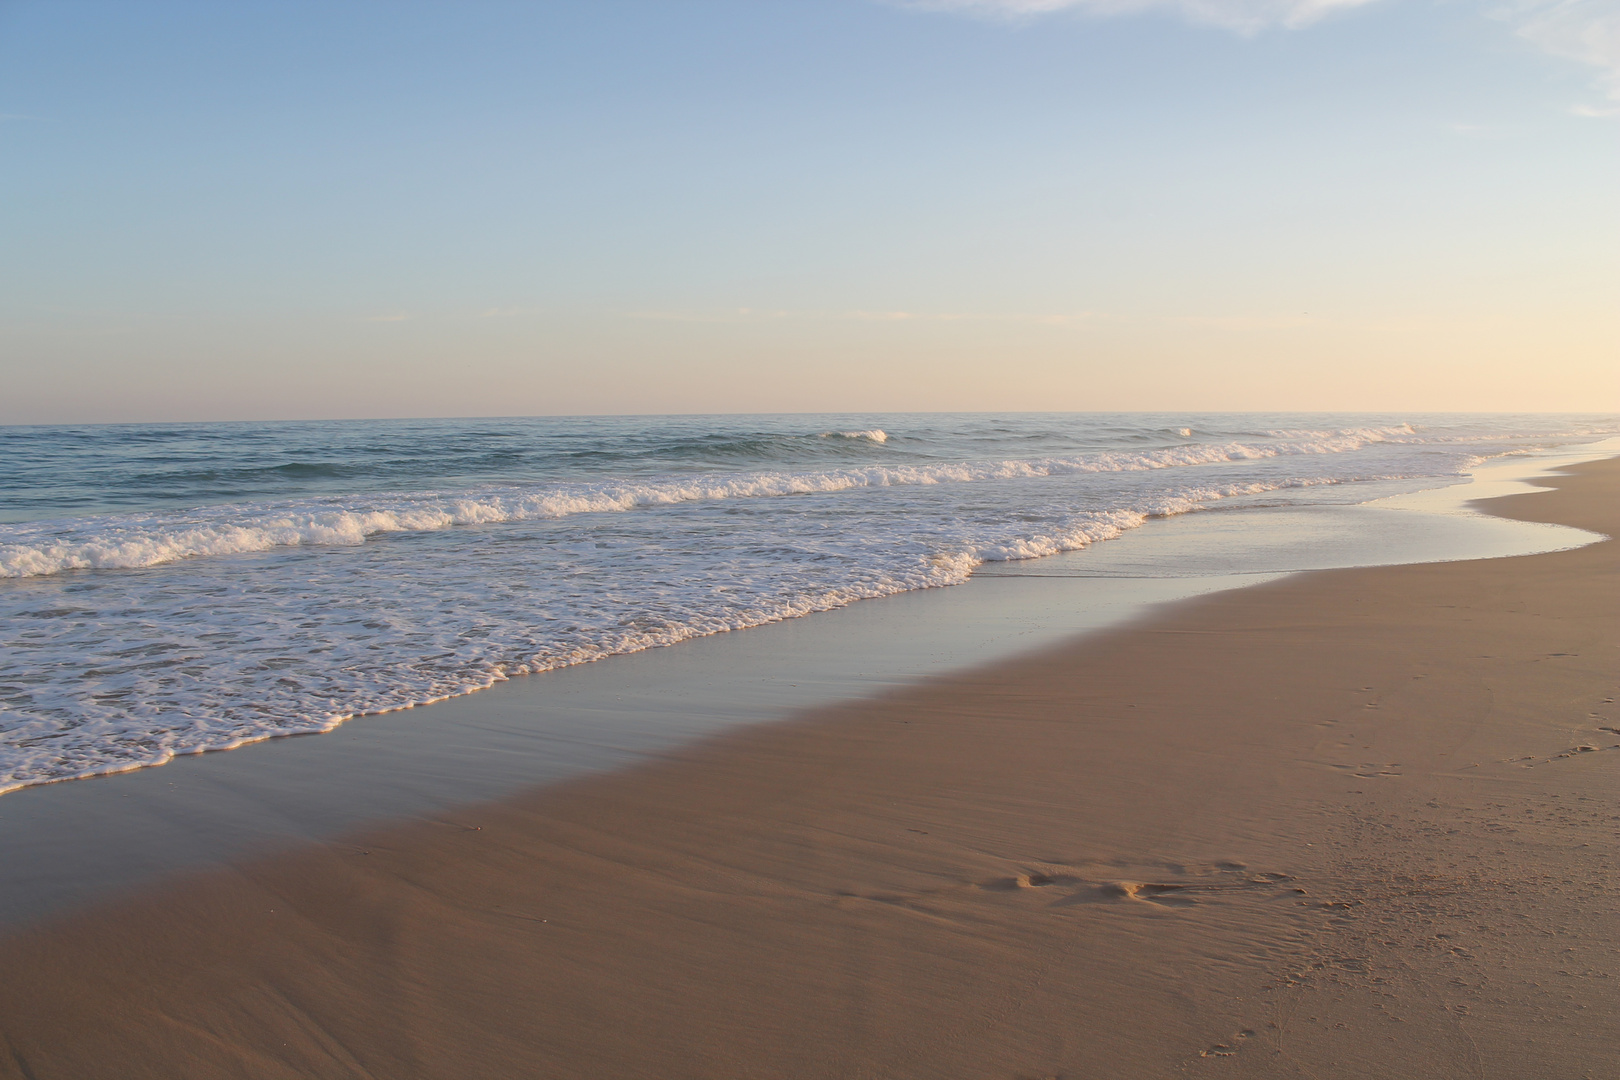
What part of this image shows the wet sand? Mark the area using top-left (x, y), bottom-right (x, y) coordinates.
top-left (1, 458), bottom-right (1616, 1078)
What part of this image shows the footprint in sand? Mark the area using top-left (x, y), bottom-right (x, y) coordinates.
top-left (978, 872), bottom-right (1079, 891)
top-left (1550, 744), bottom-right (1614, 759)
top-left (1199, 1029), bottom-right (1257, 1058)
top-left (983, 862), bottom-right (1296, 909)
top-left (1330, 761), bottom-right (1403, 778)
top-left (1097, 881), bottom-right (1199, 907)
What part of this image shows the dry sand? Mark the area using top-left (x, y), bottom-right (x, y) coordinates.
top-left (2, 459), bottom-right (1616, 1079)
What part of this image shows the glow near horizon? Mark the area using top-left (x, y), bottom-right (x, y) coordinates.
top-left (0, 0), bottom-right (1616, 423)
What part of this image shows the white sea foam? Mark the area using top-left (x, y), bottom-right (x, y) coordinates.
top-left (0, 424), bottom-right (1428, 580)
top-left (4, 415), bottom-right (1613, 795)
top-left (0, 470), bottom-right (1382, 794)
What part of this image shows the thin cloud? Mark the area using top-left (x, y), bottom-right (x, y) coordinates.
top-left (900, 0), bottom-right (1382, 32)
top-left (1498, 0), bottom-right (1620, 108)
top-left (905, 0), bottom-right (1620, 110)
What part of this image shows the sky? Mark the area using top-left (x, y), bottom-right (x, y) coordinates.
top-left (1, 0), bottom-right (1616, 422)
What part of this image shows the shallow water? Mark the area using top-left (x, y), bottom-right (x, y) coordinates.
top-left (3, 412), bottom-right (1615, 794)
top-left (0, 438), bottom-right (1611, 929)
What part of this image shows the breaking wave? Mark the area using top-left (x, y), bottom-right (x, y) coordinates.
top-left (3, 411), bottom-right (1615, 794)
top-left (3, 425), bottom-right (1427, 580)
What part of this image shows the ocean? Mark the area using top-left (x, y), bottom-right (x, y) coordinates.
top-left (2, 412), bottom-right (1616, 796)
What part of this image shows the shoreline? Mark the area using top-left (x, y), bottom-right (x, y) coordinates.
top-left (1, 456), bottom-right (1616, 1077)
top-left (0, 446), bottom-right (1607, 929)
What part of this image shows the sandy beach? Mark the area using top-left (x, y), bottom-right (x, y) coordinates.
top-left (1, 457), bottom-right (1615, 1079)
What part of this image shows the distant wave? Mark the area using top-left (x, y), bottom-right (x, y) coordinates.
top-left (0, 425), bottom-right (1451, 579)
top-left (822, 429), bottom-right (889, 443)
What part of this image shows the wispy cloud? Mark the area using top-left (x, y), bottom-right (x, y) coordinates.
top-left (1496, 0), bottom-right (1620, 109)
top-left (905, 0), bottom-right (1620, 110)
top-left (900, 0), bottom-right (1381, 33)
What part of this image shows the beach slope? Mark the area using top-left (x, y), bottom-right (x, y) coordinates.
top-left (2, 459), bottom-right (1617, 1079)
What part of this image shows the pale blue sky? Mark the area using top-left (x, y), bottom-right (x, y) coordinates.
top-left (2, 0), bottom-right (1615, 421)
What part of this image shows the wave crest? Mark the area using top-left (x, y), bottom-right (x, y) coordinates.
top-left (821, 429), bottom-right (889, 443)
top-left (0, 425), bottom-right (1450, 580)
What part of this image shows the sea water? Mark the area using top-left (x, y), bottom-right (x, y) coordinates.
top-left (2, 412), bottom-right (1615, 794)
